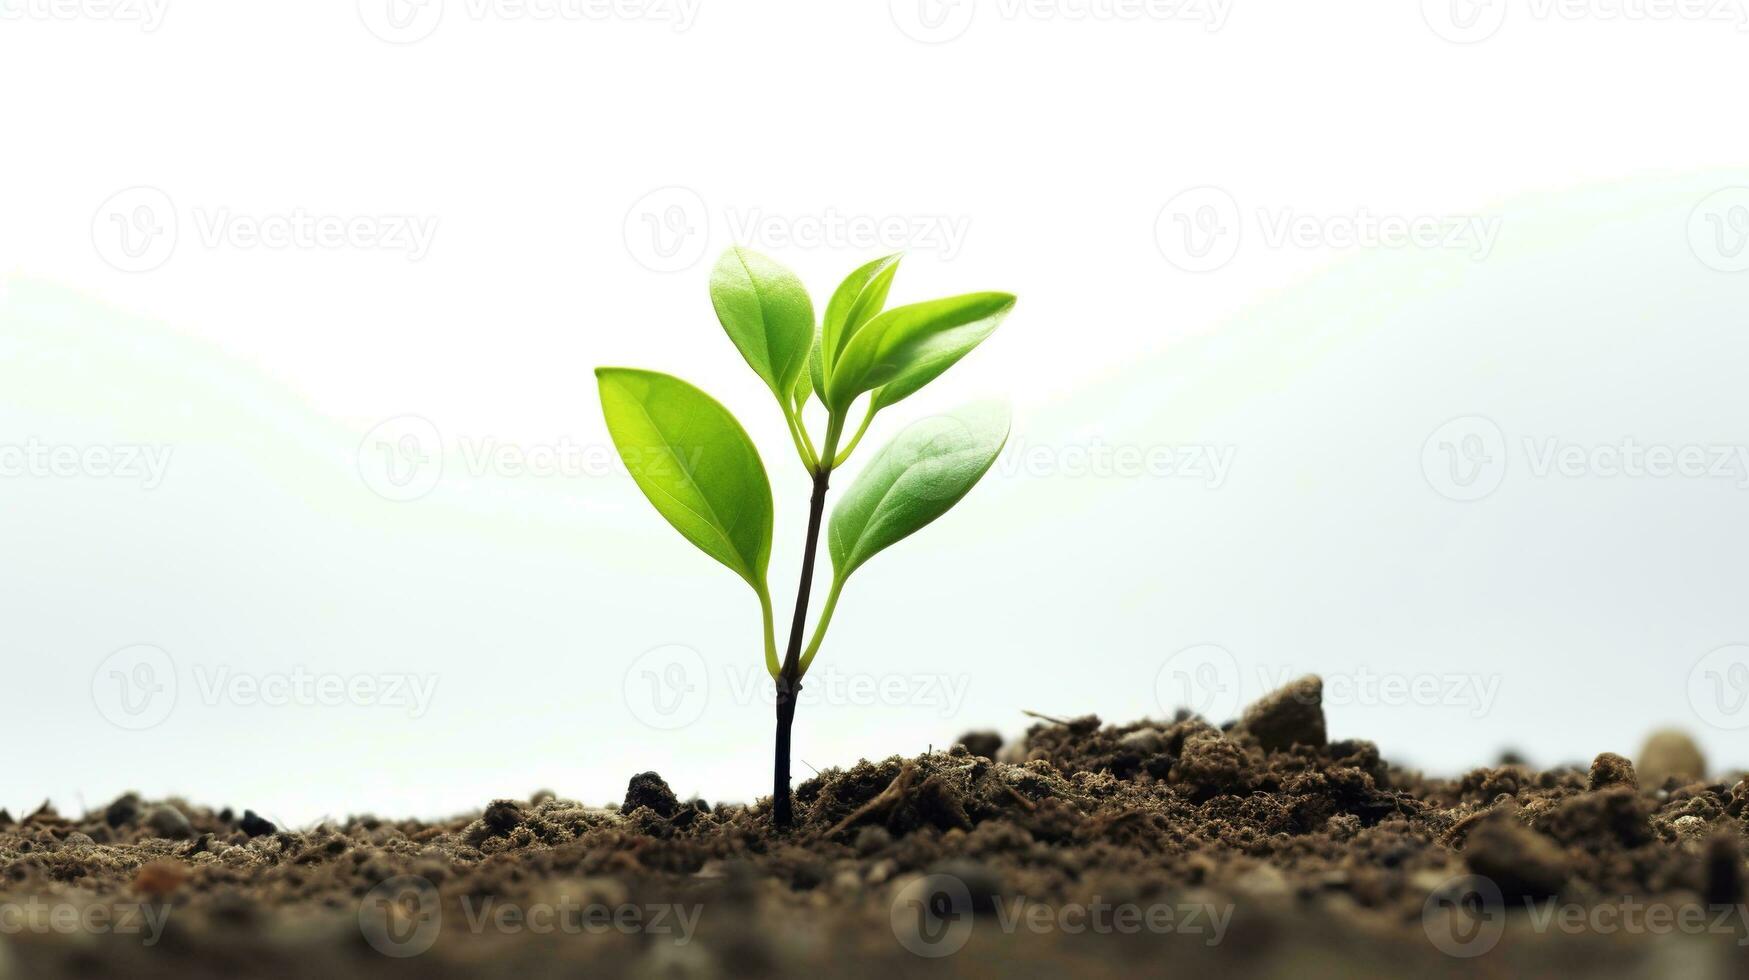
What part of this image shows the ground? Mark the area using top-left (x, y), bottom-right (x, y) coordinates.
top-left (3, 676), bottom-right (1746, 978)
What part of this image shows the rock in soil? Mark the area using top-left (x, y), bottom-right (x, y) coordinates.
top-left (1, 679), bottom-right (1744, 978)
top-left (1638, 728), bottom-right (1707, 788)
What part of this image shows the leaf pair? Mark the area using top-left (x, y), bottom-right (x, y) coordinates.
top-left (597, 367), bottom-right (1009, 594)
top-left (713, 247), bottom-right (1015, 422)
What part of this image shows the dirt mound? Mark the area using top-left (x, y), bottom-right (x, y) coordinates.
top-left (2, 678), bottom-right (1745, 978)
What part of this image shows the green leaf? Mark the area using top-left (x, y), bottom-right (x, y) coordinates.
top-left (795, 332), bottom-right (819, 410)
top-left (709, 247), bottom-right (815, 403)
top-left (825, 292), bottom-right (1014, 412)
top-left (828, 402), bottom-right (1010, 580)
top-left (596, 368), bottom-right (773, 591)
top-left (821, 253), bottom-right (901, 378)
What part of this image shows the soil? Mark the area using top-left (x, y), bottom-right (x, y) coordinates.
top-left (4, 675), bottom-right (1747, 979)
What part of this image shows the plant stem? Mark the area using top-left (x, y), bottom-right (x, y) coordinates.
top-left (796, 576), bottom-right (843, 677)
top-left (773, 416), bottom-right (841, 830)
top-left (758, 587), bottom-right (778, 679)
top-left (783, 405), bottom-right (818, 471)
top-left (832, 401), bottom-right (877, 468)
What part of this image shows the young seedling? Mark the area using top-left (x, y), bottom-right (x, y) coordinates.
top-left (596, 248), bottom-right (1013, 829)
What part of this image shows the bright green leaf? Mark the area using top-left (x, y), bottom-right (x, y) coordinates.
top-left (709, 247), bottom-right (815, 403)
top-left (825, 292), bottom-right (1013, 412)
top-left (821, 253), bottom-right (901, 378)
top-left (795, 331), bottom-right (819, 410)
top-left (596, 368), bottom-right (773, 591)
top-left (828, 402), bottom-right (1010, 580)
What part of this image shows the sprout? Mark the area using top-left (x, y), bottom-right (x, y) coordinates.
top-left (596, 248), bottom-right (1013, 829)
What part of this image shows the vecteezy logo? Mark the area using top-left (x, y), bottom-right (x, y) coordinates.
top-left (623, 186), bottom-right (710, 273)
top-left (358, 416), bottom-right (444, 502)
top-left (1687, 187), bottom-right (1749, 273)
top-left (1422, 416), bottom-right (1507, 501)
top-left (1421, 874), bottom-right (1505, 957)
top-left (1688, 644), bottom-right (1749, 731)
top-left (891, 873), bottom-right (973, 958)
top-left (1154, 643), bottom-right (1242, 723)
top-left (359, 875), bottom-right (442, 958)
top-left (1421, 0), bottom-right (1507, 43)
top-left (92, 644), bottom-right (178, 730)
top-left (92, 187), bottom-right (178, 273)
top-left (622, 644), bottom-right (710, 730)
top-left (889, 0), bottom-right (976, 43)
top-left (1155, 187), bottom-right (1242, 272)
top-left (358, 0), bottom-right (445, 43)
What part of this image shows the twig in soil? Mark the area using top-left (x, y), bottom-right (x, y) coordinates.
top-left (826, 763), bottom-right (916, 837)
top-left (1022, 709), bottom-right (1074, 726)
top-left (994, 779), bottom-right (1037, 813)
top-left (1442, 805), bottom-right (1505, 847)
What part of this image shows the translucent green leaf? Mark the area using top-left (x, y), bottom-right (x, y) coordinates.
top-left (821, 253), bottom-right (901, 379)
top-left (596, 368), bottom-right (773, 591)
top-left (709, 247), bottom-right (815, 404)
top-left (828, 402), bottom-right (1009, 579)
top-left (825, 292), bottom-right (1013, 412)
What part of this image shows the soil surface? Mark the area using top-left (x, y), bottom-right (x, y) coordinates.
top-left (4, 676), bottom-right (1747, 978)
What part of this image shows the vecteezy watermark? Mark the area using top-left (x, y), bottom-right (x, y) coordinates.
top-left (622, 644), bottom-right (973, 730)
top-left (1422, 416), bottom-right (1749, 502)
top-left (92, 645), bottom-right (439, 730)
top-left (0, 0), bottom-right (169, 30)
top-left (1155, 187), bottom-right (1502, 272)
top-left (889, 873), bottom-right (1234, 958)
top-left (990, 438), bottom-right (1235, 486)
top-left (92, 644), bottom-right (178, 731)
top-left (889, 0), bottom-right (1231, 44)
top-left (1421, 874), bottom-right (1749, 958)
top-left (623, 186), bottom-right (974, 273)
top-left (1688, 187), bottom-right (1749, 273)
top-left (190, 666), bottom-right (439, 717)
top-left (0, 898), bottom-right (171, 947)
top-left (1688, 644), bottom-right (1749, 731)
top-left (357, 0), bottom-right (700, 43)
top-left (1153, 645), bottom-right (1504, 723)
top-left (1421, 0), bottom-right (1749, 44)
top-left (359, 875), bottom-right (702, 958)
top-left (0, 439), bottom-right (173, 489)
top-left (91, 187), bottom-right (439, 272)
top-left (355, 415), bottom-right (705, 502)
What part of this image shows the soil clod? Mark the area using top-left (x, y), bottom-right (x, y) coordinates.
top-left (1234, 674), bottom-right (1327, 751)
top-left (624, 771), bottom-right (681, 818)
top-left (1589, 751), bottom-right (1638, 791)
top-left (239, 809), bottom-right (277, 837)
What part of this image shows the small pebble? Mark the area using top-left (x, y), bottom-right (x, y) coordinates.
top-left (146, 805), bottom-right (194, 840)
top-left (105, 793), bottom-right (141, 828)
top-left (1639, 730), bottom-right (1706, 788)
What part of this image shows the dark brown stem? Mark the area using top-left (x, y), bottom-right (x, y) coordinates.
top-left (774, 466), bottom-right (830, 830)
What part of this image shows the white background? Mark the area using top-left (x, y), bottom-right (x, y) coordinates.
top-left (4, 0), bottom-right (1749, 824)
